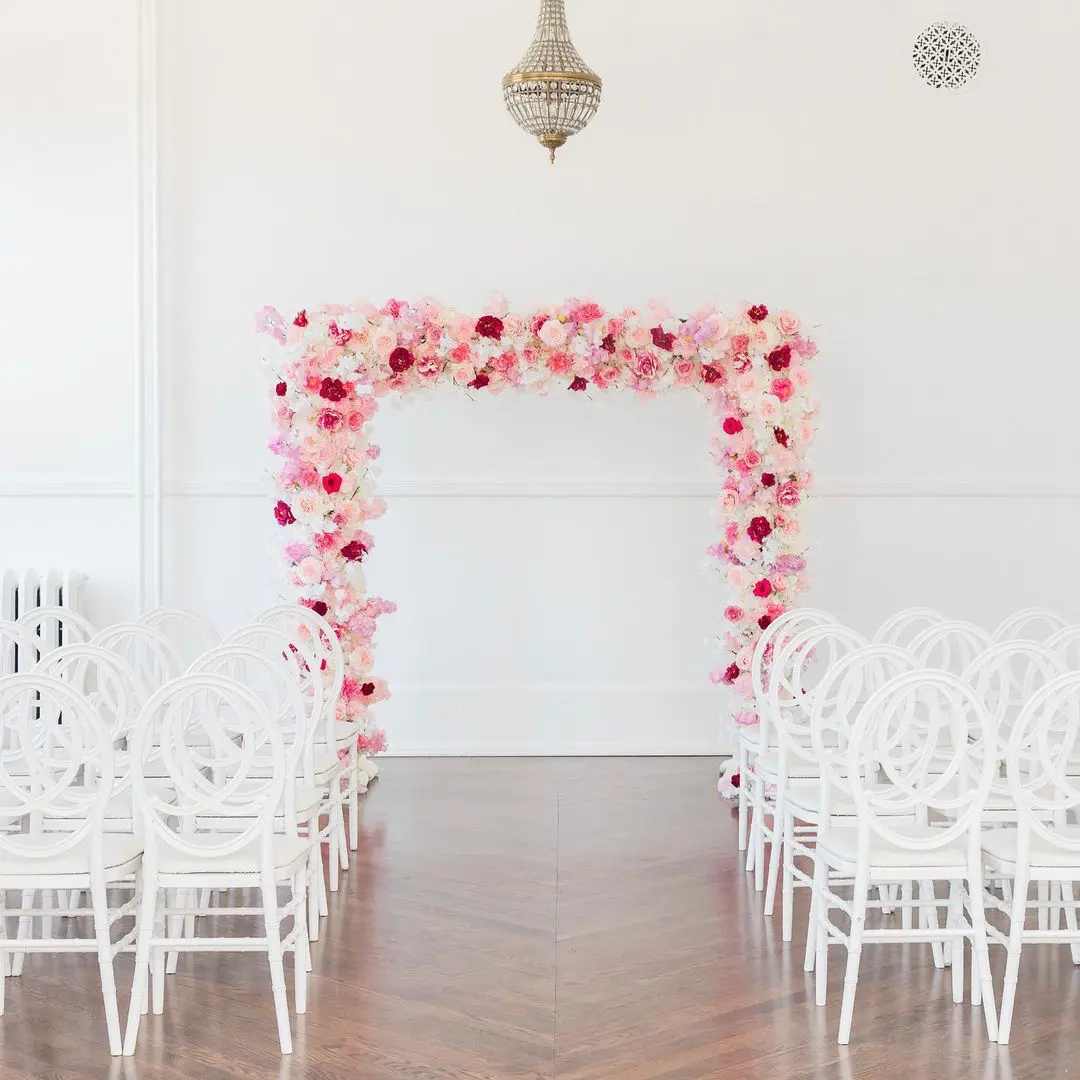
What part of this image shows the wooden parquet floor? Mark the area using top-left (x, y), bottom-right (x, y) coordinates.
top-left (1, 758), bottom-right (1078, 1079)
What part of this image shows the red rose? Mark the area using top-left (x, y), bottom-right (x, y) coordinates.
top-left (274, 500), bottom-right (295, 526)
top-left (316, 409), bottom-right (343, 431)
top-left (600, 334), bottom-right (616, 353)
top-left (761, 472), bottom-right (776, 488)
top-left (322, 473), bottom-right (343, 494)
top-left (569, 376), bottom-right (588, 391)
top-left (340, 540), bottom-right (368, 562)
top-left (651, 326), bottom-right (675, 351)
top-left (730, 772), bottom-right (741, 790)
top-left (747, 304), bottom-right (769, 323)
top-left (758, 614), bottom-right (773, 630)
top-left (702, 364), bottom-right (723, 384)
top-left (469, 372), bottom-right (490, 390)
top-left (389, 347), bottom-right (414, 373)
top-left (293, 310), bottom-right (308, 327)
top-left (722, 662), bottom-right (740, 685)
top-left (774, 427), bottom-right (790, 448)
top-left (360, 682), bottom-right (375, 697)
top-left (275, 381), bottom-right (287, 396)
top-left (475, 315), bottom-right (504, 340)
top-left (723, 417), bottom-right (743, 435)
top-left (767, 344), bottom-right (791, 371)
top-left (311, 600), bottom-right (328, 617)
top-left (320, 377), bottom-right (347, 401)
top-left (328, 322), bottom-right (352, 347)
top-left (753, 578), bottom-right (773, 598)
top-left (747, 516), bottom-right (772, 544)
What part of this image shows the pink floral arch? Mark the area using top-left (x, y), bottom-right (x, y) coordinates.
top-left (258, 298), bottom-right (817, 761)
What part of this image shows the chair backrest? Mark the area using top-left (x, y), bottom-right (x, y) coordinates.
top-left (131, 674), bottom-right (286, 858)
top-left (809, 644), bottom-right (923, 792)
top-left (909, 620), bottom-right (993, 675)
top-left (92, 623), bottom-right (185, 694)
top-left (256, 605), bottom-right (344, 740)
top-left (871, 607), bottom-right (948, 648)
top-left (993, 608), bottom-right (1071, 644)
top-left (1006, 672), bottom-right (1080, 853)
top-left (138, 607), bottom-right (220, 667)
top-left (770, 623), bottom-right (869, 767)
top-left (1046, 626), bottom-right (1080, 673)
top-left (188, 642), bottom-right (309, 793)
top-left (222, 624), bottom-right (326, 776)
top-left (0, 621), bottom-right (50, 675)
top-left (847, 670), bottom-right (995, 849)
top-left (750, 608), bottom-right (839, 746)
top-left (15, 605), bottom-right (96, 655)
top-left (0, 674), bottom-right (114, 858)
top-left (33, 643), bottom-right (147, 745)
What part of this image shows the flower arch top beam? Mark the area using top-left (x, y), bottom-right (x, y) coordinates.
top-left (259, 298), bottom-right (817, 753)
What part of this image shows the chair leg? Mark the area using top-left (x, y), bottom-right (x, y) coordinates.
top-left (804, 845), bottom-right (826, 974)
top-left (880, 883), bottom-right (895, 916)
top-left (292, 870), bottom-right (309, 1015)
top-left (11, 889), bottom-right (33, 977)
top-left (967, 861), bottom-right (998, 1041)
top-left (901, 881), bottom-right (913, 931)
top-left (152, 889), bottom-right (168, 1016)
top-left (89, 871), bottom-right (122, 1056)
top-left (998, 870), bottom-right (1028, 1045)
top-left (763, 791), bottom-right (786, 917)
top-left (123, 866), bottom-right (159, 1056)
top-left (1060, 881), bottom-right (1080, 964)
top-left (754, 779), bottom-right (768, 892)
top-left (306, 846), bottom-right (321, 945)
top-left (837, 871), bottom-right (870, 1045)
top-left (737, 745), bottom-right (749, 852)
top-left (919, 880), bottom-right (944, 969)
top-left (261, 872), bottom-right (293, 1055)
top-left (348, 753), bottom-right (360, 852)
top-left (782, 810), bottom-right (798, 941)
top-left (165, 888), bottom-right (184, 975)
top-left (328, 810), bottom-right (341, 894)
top-left (1038, 879), bottom-right (1050, 931)
top-left (40, 889), bottom-right (53, 943)
top-left (815, 861), bottom-right (830, 1006)
top-left (948, 881), bottom-right (965, 1004)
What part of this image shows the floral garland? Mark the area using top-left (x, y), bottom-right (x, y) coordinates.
top-left (258, 298), bottom-right (817, 760)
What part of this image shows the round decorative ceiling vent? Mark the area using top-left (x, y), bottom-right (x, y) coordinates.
top-left (913, 21), bottom-right (981, 89)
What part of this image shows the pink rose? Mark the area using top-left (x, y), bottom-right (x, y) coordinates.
top-left (538, 319), bottom-right (569, 348)
top-left (724, 605), bottom-right (744, 622)
top-left (370, 327), bottom-right (396, 359)
top-left (777, 312), bottom-right (800, 336)
top-left (636, 353), bottom-right (660, 379)
top-left (503, 314), bottom-right (525, 337)
top-left (719, 491), bottom-right (738, 512)
top-left (624, 325), bottom-right (649, 350)
top-left (316, 409), bottom-right (343, 432)
top-left (733, 711), bottom-right (759, 727)
top-left (297, 557), bottom-right (325, 585)
top-left (599, 364), bottom-right (620, 384)
top-left (314, 531), bottom-right (338, 553)
top-left (770, 377), bottom-right (794, 403)
top-left (724, 521), bottom-right (740, 544)
top-left (776, 481), bottom-right (801, 507)
top-left (745, 449), bottom-right (761, 468)
top-left (673, 357), bottom-right (696, 383)
top-left (547, 352), bottom-right (573, 375)
top-left (284, 542), bottom-right (310, 563)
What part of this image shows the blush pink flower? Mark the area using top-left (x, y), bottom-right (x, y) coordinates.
top-left (777, 312), bottom-right (800, 336)
top-left (624, 325), bottom-right (649, 350)
top-left (636, 353), bottom-right (660, 379)
top-left (719, 491), bottom-right (738, 512)
top-left (733, 711), bottom-right (759, 727)
top-left (770, 377), bottom-right (794, 403)
top-left (547, 352), bottom-right (573, 375)
top-left (776, 481), bottom-right (801, 507)
top-left (673, 357), bottom-right (696, 383)
top-left (538, 319), bottom-right (569, 348)
top-left (724, 605), bottom-right (744, 622)
top-left (297, 557), bottom-right (325, 585)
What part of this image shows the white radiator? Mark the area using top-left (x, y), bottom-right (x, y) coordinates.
top-left (0, 569), bottom-right (88, 658)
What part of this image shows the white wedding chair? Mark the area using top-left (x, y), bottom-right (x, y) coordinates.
top-left (1047, 625), bottom-right (1080, 672)
top-left (993, 607), bottom-right (1070, 644)
top-left (811, 670), bottom-right (999, 1045)
top-left (92, 623), bottom-right (185, 693)
top-left (0, 621), bottom-right (48, 675)
top-left (742, 607), bottom-right (839, 884)
top-left (871, 607), bottom-right (948, 648)
top-left (987, 671), bottom-right (1080, 1042)
top-left (15, 605), bottom-right (96, 654)
top-left (760, 622), bottom-right (869, 928)
top-left (124, 674), bottom-right (310, 1057)
top-left (801, 643), bottom-right (925, 973)
top-left (256, 605), bottom-right (359, 863)
top-left (0, 675), bottom-right (142, 1055)
top-left (138, 607), bottom-right (220, 667)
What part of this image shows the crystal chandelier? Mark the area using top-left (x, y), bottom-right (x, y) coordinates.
top-left (502, 0), bottom-right (602, 164)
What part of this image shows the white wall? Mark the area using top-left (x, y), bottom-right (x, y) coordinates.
top-left (3, 0), bottom-right (1080, 753)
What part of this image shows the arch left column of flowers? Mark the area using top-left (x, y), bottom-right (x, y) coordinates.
top-left (258, 298), bottom-right (817, 767)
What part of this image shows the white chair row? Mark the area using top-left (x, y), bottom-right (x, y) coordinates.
top-left (735, 605), bottom-right (1080, 1045)
top-left (0, 602), bottom-right (378, 1057)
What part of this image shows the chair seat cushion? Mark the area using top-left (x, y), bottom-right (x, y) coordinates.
top-left (0, 834), bottom-right (143, 877)
top-left (156, 835), bottom-right (310, 876)
top-left (982, 827), bottom-right (1080, 868)
top-left (818, 825), bottom-right (970, 870)
top-left (754, 751), bottom-right (819, 780)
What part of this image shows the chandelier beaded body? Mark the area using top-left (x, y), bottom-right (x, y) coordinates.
top-left (502, 0), bottom-right (602, 163)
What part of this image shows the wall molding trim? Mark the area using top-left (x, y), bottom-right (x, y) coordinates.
top-left (2, 478), bottom-right (1080, 499)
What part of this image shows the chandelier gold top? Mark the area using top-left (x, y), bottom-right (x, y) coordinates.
top-left (502, 0), bottom-right (602, 164)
